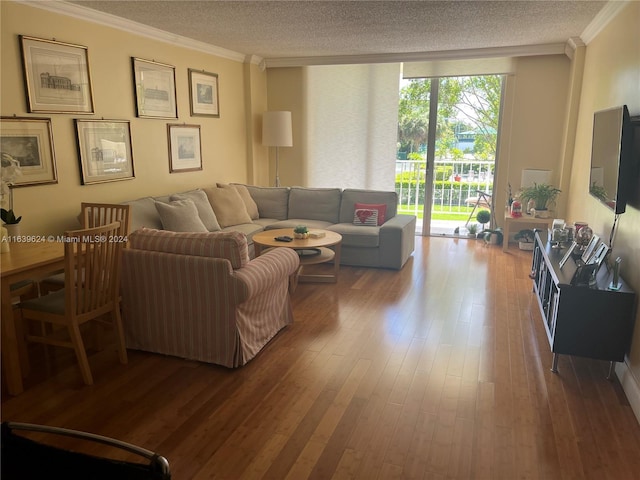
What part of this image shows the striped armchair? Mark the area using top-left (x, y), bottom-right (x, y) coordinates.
top-left (120, 228), bottom-right (300, 367)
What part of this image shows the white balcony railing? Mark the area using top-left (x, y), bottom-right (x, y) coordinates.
top-left (396, 157), bottom-right (495, 218)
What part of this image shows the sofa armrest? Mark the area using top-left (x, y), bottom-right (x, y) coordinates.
top-left (234, 248), bottom-right (300, 297)
top-left (378, 214), bottom-right (416, 269)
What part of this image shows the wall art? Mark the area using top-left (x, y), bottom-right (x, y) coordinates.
top-left (132, 57), bottom-right (177, 118)
top-left (167, 124), bottom-right (202, 173)
top-left (20, 35), bottom-right (94, 114)
top-left (188, 69), bottom-right (219, 117)
top-left (75, 119), bottom-right (134, 184)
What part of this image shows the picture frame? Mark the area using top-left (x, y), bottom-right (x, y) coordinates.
top-left (188, 69), bottom-right (220, 117)
top-left (588, 242), bottom-right (609, 267)
top-left (0, 117), bottom-right (58, 187)
top-left (558, 241), bottom-right (577, 269)
top-left (132, 57), bottom-right (177, 118)
top-left (581, 234), bottom-right (600, 264)
top-left (167, 124), bottom-right (202, 173)
top-left (75, 120), bottom-right (134, 185)
top-left (20, 35), bottom-right (94, 114)
top-left (570, 263), bottom-right (598, 287)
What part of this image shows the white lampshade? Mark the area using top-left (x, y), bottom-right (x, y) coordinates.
top-left (262, 111), bottom-right (293, 147)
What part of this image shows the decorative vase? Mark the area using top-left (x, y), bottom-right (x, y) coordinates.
top-left (294, 232), bottom-right (309, 239)
top-left (1, 226), bottom-right (9, 253)
top-left (5, 223), bottom-right (20, 238)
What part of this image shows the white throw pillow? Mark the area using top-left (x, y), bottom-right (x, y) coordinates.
top-left (353, 208), bottom-right (379, 226)
top-left (155, 199), bottom-right (208, 232)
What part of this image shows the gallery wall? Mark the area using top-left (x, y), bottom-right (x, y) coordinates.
top-left (1, 1), bottom-right (266, 236)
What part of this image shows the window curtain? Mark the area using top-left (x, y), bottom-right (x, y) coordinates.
top-left (305, 63), bottom-right (401, 189)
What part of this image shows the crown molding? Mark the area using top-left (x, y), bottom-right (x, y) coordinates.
top-left (17, 0), bottom-right (256, 64)
top-left (580, 0), bottom-right (629, 45)
top-left (264, 43), bottom-right (567, 68)
top-left (565, 37), bottom-right (586, 60)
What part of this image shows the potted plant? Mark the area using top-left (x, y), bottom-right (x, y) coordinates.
top-left (518, 183), bottom-right (561, 216)
top-left (293, 225), bottom-right (309, 239)
top-left (467, 223), bottom-right (479, 237)
top-left (589, 181), bottom-right (608, 203)
top-left (514, 229), bottom-right (535, 250)
top-left (483, 227), bottom-right (503, 245)
top-left (476, 209), bottom-right (491, 231)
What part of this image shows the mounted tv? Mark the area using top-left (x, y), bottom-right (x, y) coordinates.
top-left (589, 105), bottom-right (639, 214)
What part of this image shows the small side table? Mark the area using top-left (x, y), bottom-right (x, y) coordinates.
top-left (502, 212), bottom-right (553, 252)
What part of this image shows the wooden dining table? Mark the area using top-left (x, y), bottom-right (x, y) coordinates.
top-left (1, 239), bottom-right (65, 395)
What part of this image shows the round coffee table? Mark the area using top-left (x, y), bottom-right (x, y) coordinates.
top-left (253, 228), bottom-right (342, 285)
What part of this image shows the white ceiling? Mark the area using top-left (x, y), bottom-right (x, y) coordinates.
top-left (62, 1), bottom-right (611, 66)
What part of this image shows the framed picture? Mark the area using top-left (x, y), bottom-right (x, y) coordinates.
top-left (588, 242), bottom-right (609, 267)
top-left (559, 241), bottom-right (577, 269)
top-left (167, 124), bottom-right (202, 173)
top-left (188, 69), bottom-right (220, 117)
top-left (570, 263), bottom-right (598, 287)
top-left (581, 234), bottom-right (600, 264)
top-left (75, 120), bottom-right (134, 184)
top-left (132, 57), bottom-right (177, 118)
top-left (0, 117), bottom-right (58, 186)
top-left (20, 35), bottom-right (94, 114)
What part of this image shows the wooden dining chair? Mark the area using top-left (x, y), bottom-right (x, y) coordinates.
top-left (20, 222), bottom-right (128, 386)
top-left (39, 203), bottom-right (131, 295)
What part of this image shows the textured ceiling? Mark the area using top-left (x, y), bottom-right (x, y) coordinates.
top-left (69, 1), bottom-right (608, 61)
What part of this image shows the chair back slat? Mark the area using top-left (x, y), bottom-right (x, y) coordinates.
top-left (81, 203), bottom-right (132, 240)
top-left (64, 222), bottom-right (123, 317)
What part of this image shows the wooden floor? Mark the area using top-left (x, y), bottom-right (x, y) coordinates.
top-left (3, 236), bottom-right (640, 479)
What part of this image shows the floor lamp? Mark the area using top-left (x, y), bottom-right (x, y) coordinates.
top-left (262, 111), bottom-right (292, 187)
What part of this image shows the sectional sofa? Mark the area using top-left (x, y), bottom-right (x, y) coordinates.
top-left (124, 184), bottom-right (416, 270)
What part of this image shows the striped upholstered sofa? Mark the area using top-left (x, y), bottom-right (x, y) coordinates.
top-left (120, 228), bottom-right (300, 368)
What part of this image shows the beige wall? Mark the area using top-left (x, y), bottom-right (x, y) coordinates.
top-left (266, 67), bottom-right (307, 187)
top-left (1, 1), bottom-right (267, 236)
top-left (566, 2), bottom-right (640, 417)
top-left (497, 55), bottom-right (571, 221)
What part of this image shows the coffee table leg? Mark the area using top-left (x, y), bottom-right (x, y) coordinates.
top-left (333, 243), bottom-right (341, 281)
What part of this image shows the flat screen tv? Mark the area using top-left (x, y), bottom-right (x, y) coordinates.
top-left (589, 105), bottom-right (639, 214)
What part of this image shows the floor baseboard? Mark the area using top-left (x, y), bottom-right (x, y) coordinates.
top-left (616, 359), bottom-right (640, 424)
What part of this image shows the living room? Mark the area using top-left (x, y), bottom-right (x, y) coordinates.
top-left (1, 0), bottom-right (640, 477)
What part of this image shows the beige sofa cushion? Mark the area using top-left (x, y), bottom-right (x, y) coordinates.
top-left (204, 187), bottom-right (253, 228)
top-left (218, 183), bottom-right (259, 220)
top-left (155, 199), bottom-right (208, 232)
top-left (170, 189), bottom-right (221, 231)
top-left (129, 227), bottom-right (250, 268)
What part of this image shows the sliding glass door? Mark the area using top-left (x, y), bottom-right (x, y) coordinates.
top-left (396, 75), bottom-right (504, 236)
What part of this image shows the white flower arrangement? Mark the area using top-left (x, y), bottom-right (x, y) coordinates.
top-left (1, 153), bottom-right (22, 224)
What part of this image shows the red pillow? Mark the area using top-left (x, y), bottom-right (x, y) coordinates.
top-left (354, 203), bottom-right (386, 226)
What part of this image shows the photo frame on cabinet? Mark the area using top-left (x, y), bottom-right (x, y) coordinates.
top-left (570, 263), bottom-right (598, 287)
top-left (558, 241), bottom-right (577, 269)
top-left (188, 69), bottom-right (220, 117)
top-left (132, 57), bottom-right (177, 118)
top-left (580, 234), bottom-right (600, 264)
top-left (0, 117), bottom-right (58, 186)
top-left (167, 124), bottom-right (202, 173)
top-left (75, 119), bottom-right (134, 184)
top-left (20, 35), bottom-right (94, 114)
top-left (588, 242), bottom-right (609, 268)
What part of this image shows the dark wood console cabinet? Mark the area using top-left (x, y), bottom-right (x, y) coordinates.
top-left (531, 232), bottom-right (636, 375)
